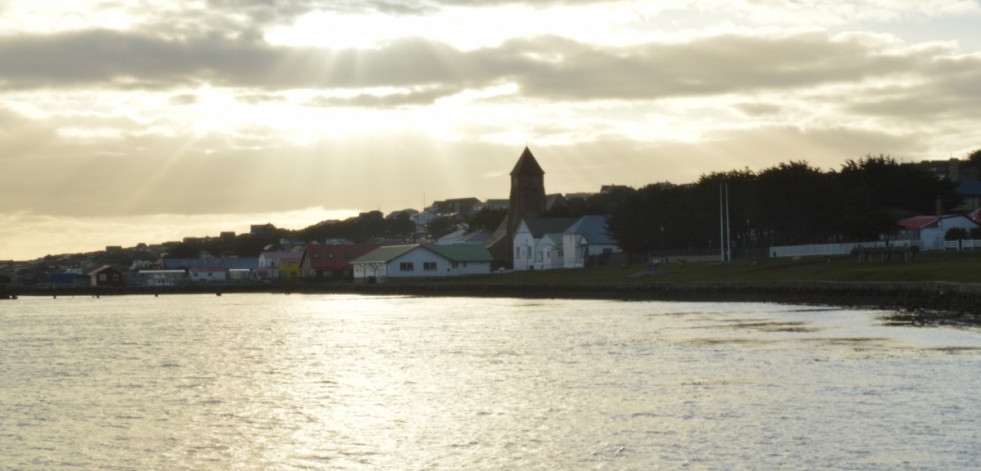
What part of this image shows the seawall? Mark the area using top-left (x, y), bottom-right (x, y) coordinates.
top-left (5, 280), bottom-right (981, 324)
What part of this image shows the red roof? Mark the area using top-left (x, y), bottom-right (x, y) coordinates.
top-left (304, 244), bottom-right (380, 271)
top-left (896, 215), bottom-right (972, 230)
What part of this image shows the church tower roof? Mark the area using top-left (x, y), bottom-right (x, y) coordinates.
top-left (510, 146), bottom-right (545, 176)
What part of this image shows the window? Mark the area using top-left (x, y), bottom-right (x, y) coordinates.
top-left (423, 262), bottom-right (437, 271)
top-left (452, 262), bottom-right (459, 269)
top-left (400, 262), bottom-right (414, 272)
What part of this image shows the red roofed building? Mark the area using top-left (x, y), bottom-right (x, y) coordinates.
top-left (300, 244), bottom-right (380, 279)
top-left (897, 214), bottom-right (978, 250)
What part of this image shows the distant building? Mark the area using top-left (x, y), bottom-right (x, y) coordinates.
top-left (908, 158), bottom-right (962, 181)
top-left (484, 199), bottom-right (509, 210)
top-left (300, 243), bottom-right (380, 279)
top-left (257, 251), bottom-right (304, 280)
top-left (88, 265), bottom-right (125, 287)
top-left (188, 266), bottom-right (227, 283)
top-left (430, 197), bottom-right (482, 215)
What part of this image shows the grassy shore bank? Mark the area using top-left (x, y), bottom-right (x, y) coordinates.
top-left (5, 252), bottom-right (981, 324)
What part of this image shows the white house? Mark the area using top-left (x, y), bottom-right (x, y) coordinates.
top-left (562, 215), bottom-right (622, 268)
top-left (513, 215), bottom-right (622, 270)
top-left (513, 218), bottom-right (578, 270)
top-left (352, 244), bottom-right (494, 282)
top-left (257, 251), bottom-right (303, 280)
top-left (188, 266), bottom-right (227, 282)
top-left (897, 214), bottom-right (979, 250)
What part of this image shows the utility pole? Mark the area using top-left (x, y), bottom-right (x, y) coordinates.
top-left (719, 184), bottom-right (725, 262)
top-left (726, 183), bottom-right (732, 262)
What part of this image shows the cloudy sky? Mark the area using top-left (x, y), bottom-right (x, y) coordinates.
top-left (2, 0), bottom-right (980, 260)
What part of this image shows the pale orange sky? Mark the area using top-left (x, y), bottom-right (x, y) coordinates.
top-left (2, 0), bottom-right (981, 260)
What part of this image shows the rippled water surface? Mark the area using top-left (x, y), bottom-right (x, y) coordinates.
top-left (2, 294), bottom-right (980, 470)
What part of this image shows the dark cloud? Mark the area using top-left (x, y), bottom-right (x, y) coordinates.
top-left (235, 93), bottom-right (288, 104)
top-left (0, 30), bottom-right (492, 90)
top-left (0, 28), bottom-right (958, 107)
top-left (846, 53), bottom-right (981, 120)
top-left (168, 94), bottom-right (198, 105)
top-left (307, 85), bottom-right (462, 107)
top-left (734, 103), bottom-right (782, 116)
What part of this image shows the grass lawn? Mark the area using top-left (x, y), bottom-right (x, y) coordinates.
top-left (471, 251), bottom-right (981, 285)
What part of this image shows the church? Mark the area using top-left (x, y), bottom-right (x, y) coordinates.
top-left (485, 147), bottom-right (622, 269)
top-left (485, 147), bottom-right (548, 266)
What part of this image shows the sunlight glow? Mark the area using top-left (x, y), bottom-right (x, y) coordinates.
top-left (0, 207), bottom-right (359, 260)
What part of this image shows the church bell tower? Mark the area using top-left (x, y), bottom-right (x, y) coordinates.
top-left (507, 146), bottom-right (546, 239)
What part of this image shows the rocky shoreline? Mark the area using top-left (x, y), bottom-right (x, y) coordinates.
top-left (5, 280), bottom-right (981, 325)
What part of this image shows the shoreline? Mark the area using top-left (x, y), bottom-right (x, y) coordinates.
top-left (5, 280), bottom-right (981, 325)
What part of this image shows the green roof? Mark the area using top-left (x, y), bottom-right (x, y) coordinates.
top-left (351, 244), bottom-right (493, 264)
top-left (424, 244), bottom-right (494, 262)
top-left (351, 245), bottom-right (418, 264)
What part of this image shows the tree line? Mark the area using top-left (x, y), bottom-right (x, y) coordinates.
top-left (603, 155), bottom-right (963, 256)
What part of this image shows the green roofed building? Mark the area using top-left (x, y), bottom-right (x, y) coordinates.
top-left (352, 244), bottom-right (493, 282)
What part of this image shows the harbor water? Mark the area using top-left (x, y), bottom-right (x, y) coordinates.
top-left (2, 294), bottom-right (979, 470)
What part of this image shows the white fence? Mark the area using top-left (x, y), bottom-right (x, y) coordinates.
top-left (943, 239), bottom-right (981, 251)
top-left (769, 240), bottom-right (920, 258)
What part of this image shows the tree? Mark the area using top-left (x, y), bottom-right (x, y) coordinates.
top-left (467, 208), bottom-right (507, 233)
top-left (427, 216), bottom-right (457, 239)
top-left (167, 242), bottom-right (200, 258)
top-left (385, 212), bottom-right (417, 239)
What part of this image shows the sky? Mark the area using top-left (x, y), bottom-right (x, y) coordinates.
top-left (2, 0), bottom-right (981, 260)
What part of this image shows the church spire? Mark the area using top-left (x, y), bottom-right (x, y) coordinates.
top-left (510, 146), bottom-right (545, 176)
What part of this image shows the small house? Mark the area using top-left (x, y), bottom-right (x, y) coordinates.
top-left (352, 244), bottom-right (493, 283)
top-left (188, 266), bottom-right (227, 282)
top-left (897, 214), bottom-right (979, 250)
top-left (88, 265), bottom-right (125, 287)
top-left (300, 244), bottom-right (380, 279)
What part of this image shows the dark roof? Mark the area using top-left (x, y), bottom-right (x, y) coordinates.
top-left (87, 265), bottom-right (123, 276)
top-left (564, 215), bottom-right (616, 245)
top-left (522, 218), bottom-right (578, 238)
top-left (510, 147), bottom-right (545, 176)
top-left (898, 214), bottom-right (977, 230)
top-left (304, 244), bottom-right (380, 271)
top-left (352, 245), bottom-right (418, 264)
top-left (425, 244), bottom-right (494, 262)
top-left (957, 177), bottom-right (981, 196)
